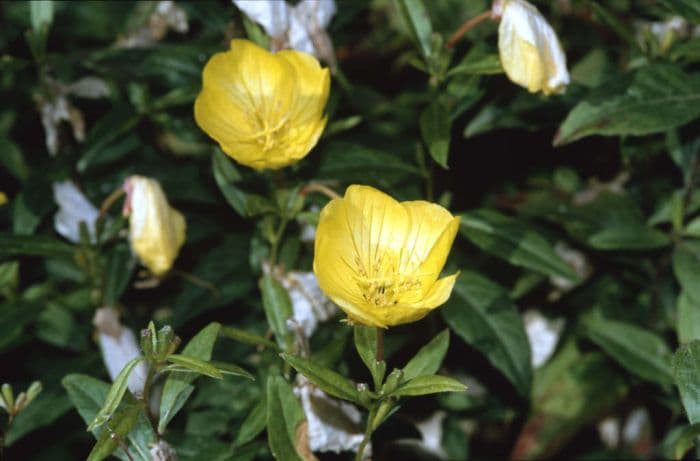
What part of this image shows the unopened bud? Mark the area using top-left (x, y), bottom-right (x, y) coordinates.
top-left (381, 369), bottom-right (403, 395)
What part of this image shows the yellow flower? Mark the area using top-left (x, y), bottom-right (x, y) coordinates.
top-left (123, 176), bottom-right (186, 277)
top-left (0, 192), bottom-right (7, 205)
top-left (313, 185), bottom-right (460, 328)
top-left (493, 0), bottom-right (569, 95)
top-left (194, 39), bottom-right (330, 170)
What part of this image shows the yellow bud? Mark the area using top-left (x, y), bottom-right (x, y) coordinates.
top-left (313, 185), bottom-right (459, 328)
top-left (123, 175), bottom-right (186, 276)
top-left (194, 39), bottom-right (330, 170)
top-left (494, 0), bottom-right (569, 95)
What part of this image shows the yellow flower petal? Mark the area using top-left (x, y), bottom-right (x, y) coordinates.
top-left (0, 192), bottom-right (7, 206)
top-left (126, 176), bottom-right (186, 277)
top-left (313, 185), bottom-right (459, 328)
top-left (195, 39), bottom-right (330, 170)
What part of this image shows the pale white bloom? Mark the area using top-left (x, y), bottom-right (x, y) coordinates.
top-left (622, 407), bottom-right (650, 448)
top-left (549, 241), bottom-right (591, 294)
top-left (53, 180), bottom-right (101, 243)
top-left (150, 440), bottom-right (179, 461)
top-left (281, 271), bottom-right (338, 338)
top-left (523, 309), bottom-right (564, 368)
top-left (598, 417), bottom-right (620, 449)
top-left (233, 0), bottom-right (336, 66)
top-left (39, 77), bottom-right (110, 156)
top-left (492, 0), bottom-right (569, 95)
top-left (294, 376), bottom-right (367, 455)
top-left (93, 307), bottom-right (149, 396)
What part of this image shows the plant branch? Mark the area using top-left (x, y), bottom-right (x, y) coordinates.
top-left (447, 10), bottom-right (494, 48)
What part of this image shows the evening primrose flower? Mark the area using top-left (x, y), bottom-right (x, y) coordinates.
top-left (313, 185), bottom-right (459, 328)
top-left (123, 175), bottom-right (186, 277)
top-left (194, 39), bottom-right (330, 170)
top-left (493, 0), bottom-right (569, 95)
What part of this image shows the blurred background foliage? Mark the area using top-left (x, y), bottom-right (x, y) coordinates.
top-left (2, 0), bottom-right (700, 459)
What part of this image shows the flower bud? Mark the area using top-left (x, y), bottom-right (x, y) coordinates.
top-left (493, 0), bottom-right (569, 95)
top-left (381, 369), bottom-right (404, 395)
top-left (123, 175), bottom-right (186, 276)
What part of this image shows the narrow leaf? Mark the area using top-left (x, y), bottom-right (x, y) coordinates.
top-left (402, 329), bottom-right (449, 382)
top-left (673, 341), bottom-right (700, 424)
top-left (583, 314), bottom-right (673, 386)
top-left (459, 209), bottom-right (578, 281)
top-left (158, 322), bottom-right (220, 434)
top-left (282, 353), bottom-right (361, 404)
top-left (442, 272), bottom-right (532, 395)
top-left (392, 375), bottom-right (466, 397)
top-left (394, 0), bottom-right (433, 59)
top-left (420, 100), bottom-right (451, 168)
top-left (260, 274), bottom-right (294, 351)
top-left (87, 357), bottom-right (144, 431)
top-left (166, 354), bottom-right (223, 379)
top-left (266, 376), bottom-right (304, 461)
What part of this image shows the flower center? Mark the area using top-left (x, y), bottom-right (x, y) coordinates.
top-left (354, 254), bottom-right (422, 307)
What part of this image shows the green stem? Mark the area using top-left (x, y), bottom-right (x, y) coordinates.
top-left (355, 406), bottom-right (377, 461)
top-left (268, 218), bottom-right (289, 266)
top-left (141, 364), bottom-right (160, 440)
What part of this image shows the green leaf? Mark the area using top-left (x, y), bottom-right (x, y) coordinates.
top-left (87, 400), bottom-right (141, 461)
top-left (391, 374), bottom-right (466, 397)
top-left (209, 361), bottom-right (255, 380)
top-left (235, 397), bottom-right (266, 446)
top-left (402, 329), bottom-right (450, 382)
top-left (212, 150), bottom-right (275, 217)
top-left (353, 326), bottom-right (385, 389)
top-left (582, 314), bottom-right (673, 386)
top-left (441, 272), bottom-right (532, 396)
top-left (671, 423), bottom-right (700, 460)
top-left (674, 241), bottom-right (700, 302)
top-left (220, 325), bottom-right (279, 351)
top-left (394, 0), bottom-right (433, 59)
top-left (266, 376), bottom-right (304, 461)
top-left (420, 100), bottom-right (451, 169)
top-left (587, 225), bottom-right (670, 250)
top-left (555, 65), bottom-right (700, 146)
top-left (674, 341), bottom-right (700, 424)
top-left (447, 51), bottom-right (503, 77)
top-left (459, 209), bottom-right (578, 281)
top-left (0, 301), bottom-right (43, 352)
top-left (513, 341), bottom-right (627, 458)
top-left (260, 274), bottom-right (294, 351)
top-left (158, 322), bottom-right (220, 433)
top-left (63, 374), bottom-right (154, 461)
top-left (87, 357), bottom-right (145, 431)
top-left (102, 244), bottom-right (134, 307)
top-left (678, 291), bottom-right (700, 344)
top-left (318, 142), bottom-right (422, 187)
top-left (166, 354), bottom-right (223, 379)
top-left (0, 233), bottom-right (74, 258)
top-left (282, 353), bottom-right (362, 405)
top-left (658, 0), bottom-right (700, 22)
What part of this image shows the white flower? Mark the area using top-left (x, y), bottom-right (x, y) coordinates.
top-left (294, 376), bottom-right (367, 455)
top-left (523, 309), bottom-right (564, 368)
top-left (493, 0), bottom-right (569, 95)
top-left (93, 307), bottom-right (149, 396)
top-left (281, 271), bottom-right (338, 338)
top-left (233, 0), bottom-right (336, 67)
top-left (52, 180), bottom-right (101, 243)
